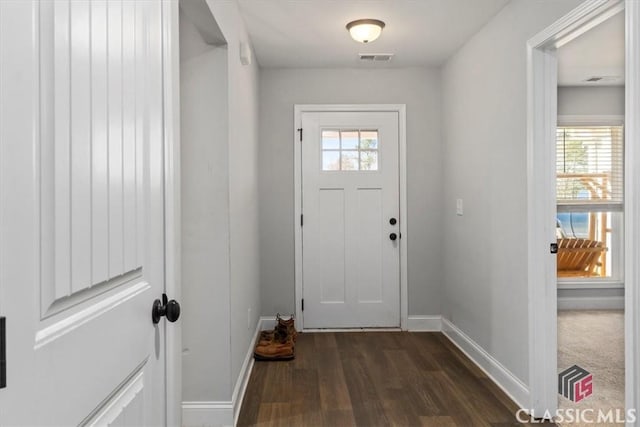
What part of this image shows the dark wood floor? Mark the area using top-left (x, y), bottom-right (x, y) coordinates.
top-left (237, 331), bottom-right (537, 427)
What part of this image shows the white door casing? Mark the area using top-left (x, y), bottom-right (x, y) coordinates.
top-left (162, 0), bottom-right (182, 424)
top-left (526, 0), bottom-right (637, 418)
top-left (0, 1), bottom-right (171, 425)
top-left (300, 111), bottom-right (401, 329)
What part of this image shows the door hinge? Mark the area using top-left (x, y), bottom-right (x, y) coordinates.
top-left (1, 316), bottom-right (6, 389)
top-left (297, 128), bottom-right (303, 141)
top-left (301, 299), bottom-right (304, 311)
top-left (300, 214), bottom-right (303, 227)
top-left (550, 243), bottom-right (558, 254)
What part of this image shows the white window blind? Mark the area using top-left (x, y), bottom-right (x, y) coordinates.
top-left (556, 125), bottom-right (624, 211)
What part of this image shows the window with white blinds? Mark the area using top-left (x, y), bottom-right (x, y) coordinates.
top-left (556, 125), bottom-right (624, 211)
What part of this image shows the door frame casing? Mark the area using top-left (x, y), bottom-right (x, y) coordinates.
top-left (293, 104), bottom-right (408, 331)
top-left (162, 1), bottom-right (182, 425)
top-left (526, 0), bottom-right (636, 418)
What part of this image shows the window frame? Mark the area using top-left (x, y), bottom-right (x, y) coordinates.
top-left (320, 128), bottom-right (381, 172)
top-left (556, 115), bottom-right (625, 286)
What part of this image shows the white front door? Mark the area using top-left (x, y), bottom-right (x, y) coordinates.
top-left (0, 1), bottom-right (170, 424)
top-left (302, 111), bottom-right (400, 328)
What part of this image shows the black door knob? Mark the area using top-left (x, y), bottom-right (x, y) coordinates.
top-left (389, 218), bottom-right (397, 225)
top-left (152, 293), bottom-right (181, 324)
top-left (389, 233), bottom-right (397, 241)
top-left (165, 300), bottom-right (181, 322)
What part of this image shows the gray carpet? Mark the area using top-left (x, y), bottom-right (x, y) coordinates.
top-left (558, 310), bottom-right (624, 426)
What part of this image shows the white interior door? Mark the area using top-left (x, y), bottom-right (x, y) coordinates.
top-left (302, 111), bottom-right (400, 328)
top-left (0, 1), bottom-right (170, 424)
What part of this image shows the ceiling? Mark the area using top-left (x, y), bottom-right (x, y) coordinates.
top-left (557, 11), bottom-right (624, 87)
top-left (236, 0), bottom-right (510, 68)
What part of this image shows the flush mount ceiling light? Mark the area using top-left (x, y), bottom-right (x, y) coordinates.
top-left (346, 19), bottom-right (385, 43)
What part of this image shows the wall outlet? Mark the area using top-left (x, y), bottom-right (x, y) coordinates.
top-left (456, 198), bottom-right (464, 216)
top-left (248, 308), bottom-right (252, 330)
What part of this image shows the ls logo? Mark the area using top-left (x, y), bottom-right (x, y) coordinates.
top-left (559, 365), bottom-right (593, 403)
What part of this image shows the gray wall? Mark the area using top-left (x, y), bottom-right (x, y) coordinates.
top-left (206, 0), bottom-right (261, 399)
top-left (212, 3), bottom-right (262, 390)
top-left (181, 0), bottom-right (261, 404)
top-left (259, 67), bottom-right (443, 317)
top-left (180, 11), bottom-right (231, 402)
top-left (558, 86), bottom-right (624, 116)
top-left (441, 0), bottom-right (583, 386)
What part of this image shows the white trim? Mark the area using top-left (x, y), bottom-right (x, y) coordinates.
top-left (441, 318), bottom-right (530, 410)
top-left (557, 114), bottom-right (624, 126)
top-left (162, 1), bottom-right (182, 425)
top-left (398, 105), bottom-right (408, 331)
top-left (181, 317), bottom-right (271, 427)
top-left (231, 360), bottom-right (254, 425)
top-left (293, 104), bottom-right (408, 331)
top-left (558, 281), bottom-right (624, 289)
top-left (626, 2), bottom-right (640, 422)
top-left (295, 314), bottom-right (441, 332)
top-left (231, 317), bottom-right (263, 425)
top-left (407, 315), bottom-right (442, 332)
top-left (182, 401), bottom-right (233, 427)
top-left (303, 328), bottom-right (402, 333)
top-left (527, 38), bottom-right (559, 417)
top-left (526, 0), bottom-right (631, 418)
top-left (558, 296), bottom-right (625, 310)
top-left (259, 315), bottom-right (277, 331)
top-left (527, 0), bottom-right (624, 49)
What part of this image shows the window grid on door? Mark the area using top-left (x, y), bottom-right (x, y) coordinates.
top-left (321, 129), bottom-right (379, 171)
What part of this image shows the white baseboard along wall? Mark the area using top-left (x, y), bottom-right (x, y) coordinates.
top-left (182, 317), bottom-right (275, 427)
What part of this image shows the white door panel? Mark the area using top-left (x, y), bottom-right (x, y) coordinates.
top-left (302, 112), bottom-right (400, 328)
top-left (0, 1), bottom-right (167, 424)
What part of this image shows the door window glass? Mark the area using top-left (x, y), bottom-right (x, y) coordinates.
top-left (321, 129), bottom-right (379, 171)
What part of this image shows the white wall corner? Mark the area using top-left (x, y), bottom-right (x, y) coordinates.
top-left (183, 317), bottom-right (269, 427)
top-left (407, 315), bottom-right (443, 332)
top-left (441, 318), bottom-right (530, 410)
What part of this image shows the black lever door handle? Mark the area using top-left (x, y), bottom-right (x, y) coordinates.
top-left (152, 294), bottom-right (181, 324)
top-left (389, 233), bottom-right (397, 241)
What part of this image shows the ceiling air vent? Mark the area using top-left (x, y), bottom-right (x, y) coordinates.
top-left (359, 53), bottom-right (394, 62)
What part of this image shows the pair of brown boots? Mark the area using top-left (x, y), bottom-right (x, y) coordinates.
top-left (253, 314), bottom-right (297, 361)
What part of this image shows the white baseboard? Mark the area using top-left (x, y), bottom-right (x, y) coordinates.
top-left (296, 315), bottom-right (437, 332)
top-left (557, 296), bottom-right (624, 310)
top-left (182, 317), bottom-right (273, 427)
top-left (182, 401), bottom-right (233, 427)
top-left (441, 318), bottom-right (530, 410)
top-left (259, 316), bottom-right (276, 331)
top-left (231, 318), bottom-right (266, 425)
top-left (407, 315), bottom-right (442, 331)
top-left (302, 328), bottom-right (401, 332)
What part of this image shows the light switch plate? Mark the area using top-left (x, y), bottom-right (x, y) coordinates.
top-left (456, 199), bottom-right (463, 216)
